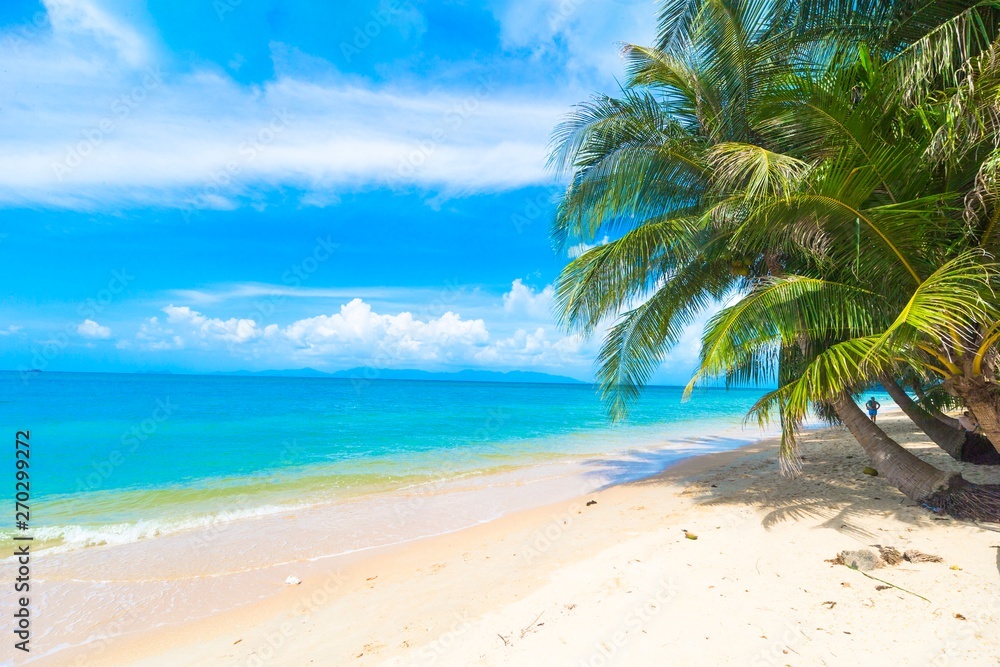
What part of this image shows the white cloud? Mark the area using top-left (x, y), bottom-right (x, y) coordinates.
top-left (1, 74), bottom-right (563, 209)
top-left (131, 306), bottom-right (267, 350)
top-left (168, 283), bottom-right (400, 306)
top-left (0, 0), bottom-right (666, 209)
top-left (160, 305), bottom-right (263, 344)
top-left (0, 4), bottom-right (568, 209)
top-left (502, 279), bottom-right (554, 320)
top-left (298, 190), bottom-right (342, 208)
top-left (567, 235), bottom-right (609, 258)
top-left (474, 326), bottom-right (585, 367)
top-left (493, 0), bottom-right (655, 80)
top-left (44, 0), bottom-right (150, 66)
top-left (131, 300), bottom-right (493, 364)
top-left (76, 318), bottom-right (112, 339)
top-left (122, 295), bottom-right (600, 373)
top-left (96, 278), bottom-right (728, 382)
top-left (284, 298), bottom-right (489, 362)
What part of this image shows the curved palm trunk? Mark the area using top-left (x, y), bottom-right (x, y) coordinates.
top-left (880, 375), bottom-right (967, 460)
top-left (833, 393), bottom-right (954, 500)
top-left (955, 377), bottom-right (1000, 455)
top-left (911, 384), bottom-right (962, 430)
top-left (832, 393), bottom-right (1000, 521)
top-left (880, 376), bottom-right (1000, 464)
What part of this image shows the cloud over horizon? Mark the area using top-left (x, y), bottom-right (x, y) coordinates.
top-left (0, 0), bottom-right (710, 386)
top-left (114, 280), bottom-right (595, 373)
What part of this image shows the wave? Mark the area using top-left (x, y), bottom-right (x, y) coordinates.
top-left (0, 417), bottom-right (806, 559)
top-left (0, 501), bottom-right (311, 558)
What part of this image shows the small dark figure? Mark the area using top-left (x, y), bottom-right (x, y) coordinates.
top-left (865, 397), bottom-right (881, 423)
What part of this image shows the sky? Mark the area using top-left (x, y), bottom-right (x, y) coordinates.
top-left (0, 0), bottom-right (712, 383)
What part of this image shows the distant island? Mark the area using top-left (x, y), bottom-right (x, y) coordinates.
top-left (215, 367), bottom-right (587, 385)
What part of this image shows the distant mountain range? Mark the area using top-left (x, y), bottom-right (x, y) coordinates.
top-left (215, 367), bottom-right (586, 385)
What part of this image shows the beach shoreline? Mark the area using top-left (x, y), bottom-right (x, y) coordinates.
top-left (15, 420), bottom-right (780, 665)
top-left (3, 374), bottom-right (795, 562)
top-left (22, 412), bottom-right (1000, 666)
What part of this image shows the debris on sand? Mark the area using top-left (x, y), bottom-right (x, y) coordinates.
top-left (877, 546), bottom-right (904, 566)
top-left (829, 546), bottom-right (944, 571)
top-left (904, 549), bottom-right (943, 563)
top-left (830, 549), bottom-right (883, 571)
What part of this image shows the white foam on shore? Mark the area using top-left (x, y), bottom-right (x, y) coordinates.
top-left (0, 501), bottom-right (313, 560)
top-left (5, 417), bottom-right (792, 561)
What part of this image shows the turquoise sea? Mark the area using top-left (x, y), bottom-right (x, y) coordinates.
top-left (1, 371), bottom-right (895, 552)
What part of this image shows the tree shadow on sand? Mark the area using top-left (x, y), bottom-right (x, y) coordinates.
top-left (581, 417), bottom-right (1000, 543)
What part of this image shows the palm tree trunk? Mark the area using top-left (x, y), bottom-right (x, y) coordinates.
top-left (879, 375), bottom-right (967, 460)
top-left (911, 384), bottom-right (962, 430)
top-left (832, 393), bottom-right (1000, 521)
top-left (953, 377), bottom-right (1000, 455)
top-left (833, 393), bottom-right (954, 500)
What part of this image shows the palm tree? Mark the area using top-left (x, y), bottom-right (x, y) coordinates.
top-left (550, 0), bottom-right (1000, 519)
top-left (685, 16), bottom-right (1000, 515)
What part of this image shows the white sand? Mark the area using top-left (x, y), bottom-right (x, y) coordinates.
top-left (30, 414), bottom-right (1000, 666)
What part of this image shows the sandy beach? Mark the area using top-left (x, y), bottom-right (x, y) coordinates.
top-left (22, 412), bottom-right (999, 667)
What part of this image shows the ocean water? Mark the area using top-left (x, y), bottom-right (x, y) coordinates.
top-left (1, 371), bottom-right (886, 553)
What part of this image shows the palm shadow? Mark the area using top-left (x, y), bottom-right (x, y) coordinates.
top-left (579, 416), bottom-right (1000, 539)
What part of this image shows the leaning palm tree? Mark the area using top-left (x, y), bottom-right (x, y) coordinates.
top-left (685, 20), bottom-right (1000, 515)
top-left (695, 251), bottom-right (1000, 517)
top-left (551, 0), bottom-right (810, 417)
top-left (555, 0), bottom-right (1000, 416)
top-left (550, 0), bottom-right (1000, 518)
top-left (679, 22), bottom-right (1000, 515)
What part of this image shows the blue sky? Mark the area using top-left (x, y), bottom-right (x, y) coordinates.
top-left (0, 0), bottom-right (710, 383)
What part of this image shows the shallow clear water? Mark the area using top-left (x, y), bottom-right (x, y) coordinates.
top-left (1, 371), bottom-right (894, 551)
